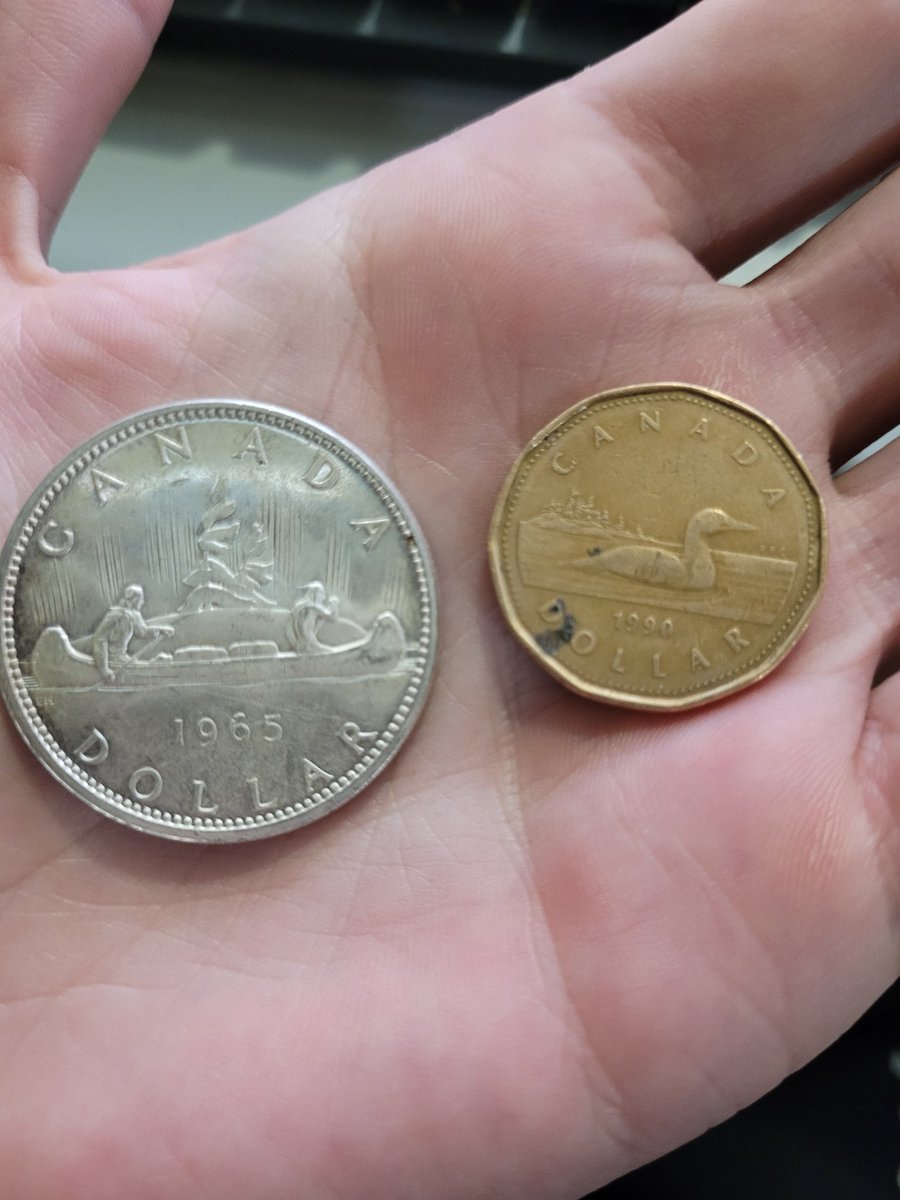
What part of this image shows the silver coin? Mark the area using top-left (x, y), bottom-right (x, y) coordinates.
top-left (0, 401), bottom-right (436, 842)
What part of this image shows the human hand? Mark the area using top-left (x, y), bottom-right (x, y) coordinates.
top-left (0, 1), bottom-right (897, 1197)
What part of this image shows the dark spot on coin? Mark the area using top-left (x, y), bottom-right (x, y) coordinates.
top-left (535, 602), bottom-right (575, 656)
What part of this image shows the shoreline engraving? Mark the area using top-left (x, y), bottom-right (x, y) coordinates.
top-left (518, 495), bottom-right (797, 625)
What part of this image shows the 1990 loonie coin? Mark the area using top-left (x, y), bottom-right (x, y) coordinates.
top-left (489, 383), bottom-right (826, 710)
top-left (0, 401), bottom-right (436, 842)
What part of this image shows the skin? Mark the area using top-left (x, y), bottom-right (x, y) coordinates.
top-left (0, 1), bottom-right (897, 1196)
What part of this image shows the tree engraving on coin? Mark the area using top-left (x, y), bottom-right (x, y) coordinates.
top-left (0, 402), bottom-right (436, 841)
top-left (489, 384), bottom-right (826, 710)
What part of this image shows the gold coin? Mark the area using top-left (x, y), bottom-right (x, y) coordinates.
top-left (489, 383), bottom-right (827, 710)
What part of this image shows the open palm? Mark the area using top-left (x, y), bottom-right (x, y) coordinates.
top-left (1, 2), bottom-right (898, 1197)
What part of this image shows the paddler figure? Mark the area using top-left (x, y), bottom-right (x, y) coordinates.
top-left (288, 581), bottom-right (339, 654)
top-left (91, 584), bottom-right (173, 683)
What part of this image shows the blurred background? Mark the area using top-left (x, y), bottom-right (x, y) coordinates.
top-left (52, 0), bottom-right (822, 280)
top-left (52, 3), bottom-right (899, 1195)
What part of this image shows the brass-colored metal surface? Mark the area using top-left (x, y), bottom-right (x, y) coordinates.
top-left (489, 384), bottom-right (827, 711)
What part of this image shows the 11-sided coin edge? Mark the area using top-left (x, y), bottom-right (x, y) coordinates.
top-left (488, 383), bottom-right (828, 711)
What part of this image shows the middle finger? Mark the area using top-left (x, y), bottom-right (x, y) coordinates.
top-left (753, 169), bottom-right (900, 469)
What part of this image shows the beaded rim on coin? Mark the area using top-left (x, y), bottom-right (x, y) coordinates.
top-left (0, 400), bottom-right (437, 842)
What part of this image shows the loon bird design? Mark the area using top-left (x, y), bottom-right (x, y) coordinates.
top-left (579, 507), bottom-right (755, 590)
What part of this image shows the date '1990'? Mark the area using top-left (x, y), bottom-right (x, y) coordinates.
top-left (613, 612), bottom-right (675, 637)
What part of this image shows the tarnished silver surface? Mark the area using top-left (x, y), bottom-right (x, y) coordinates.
top-left (0, 401), bottom-right (436, 842)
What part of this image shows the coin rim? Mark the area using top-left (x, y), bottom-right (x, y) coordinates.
top-left (0, 399), bottom-right (438, 842)
top-left (488, 382), bottom-right (828, 711)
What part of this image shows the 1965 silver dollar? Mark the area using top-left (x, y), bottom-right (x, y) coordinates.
top-left (0, 401), bottom-right (436, 842)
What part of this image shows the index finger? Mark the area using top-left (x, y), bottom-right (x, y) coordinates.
top-left (0, 0), bottom-right (171, 273)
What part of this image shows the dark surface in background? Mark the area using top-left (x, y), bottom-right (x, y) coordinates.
top-left (157, 7), bottom-right (898, 1198)
top-left (590, 981), bottom-right (899, 1198)
top-left (164, 0), bottom-right (695, 87)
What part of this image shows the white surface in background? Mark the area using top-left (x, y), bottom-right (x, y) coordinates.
top-left (52, 50), bottom-right (517, 272)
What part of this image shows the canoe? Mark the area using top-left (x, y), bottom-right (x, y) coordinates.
top-left (30, 611), bottom-right (407, 690)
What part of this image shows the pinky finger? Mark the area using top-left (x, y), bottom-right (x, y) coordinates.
top-left (862, 661), bottom-right (900, 945)
top-left (846, 436), bottom-right (900, 927)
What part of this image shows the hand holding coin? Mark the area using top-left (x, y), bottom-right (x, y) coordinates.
top-left (0, 0), bottom-right (897, 1196)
